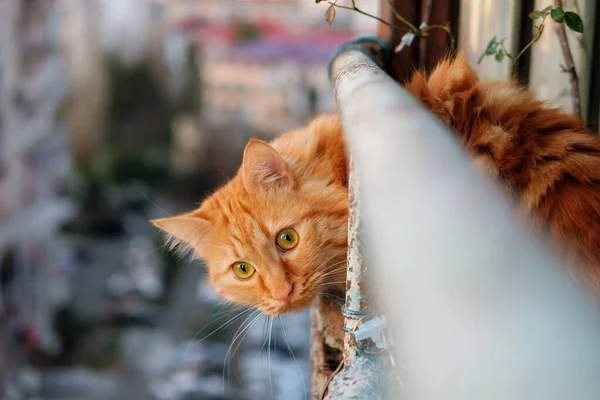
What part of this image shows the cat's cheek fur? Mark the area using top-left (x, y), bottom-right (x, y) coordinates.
top-left (211, 277), bottom-right (258, 307)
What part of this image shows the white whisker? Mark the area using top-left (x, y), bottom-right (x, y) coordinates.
top-left (319, 281), bottom-right (347, 286)
top-left (313, 259), bottom-right (347, 274)
top-left (316, 292), bottom-right (345, 300)
top-left (222, 310), bottom-right (262, 394)
top-left (186, 307), bottom-right (255, 359)
top-left (268, 316), bottom-right (274, 399)
top-left (279, 316), bottom-right (307, 400)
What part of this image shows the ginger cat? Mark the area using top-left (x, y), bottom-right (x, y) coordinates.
top-left (153, 56), bottom-right (600, 315)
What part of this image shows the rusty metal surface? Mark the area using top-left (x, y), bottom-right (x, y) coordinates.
top-left (310, 295), bottom-right (343, 399)
top-left (328, 35), bottom-right (600, 400)
top-left (342, 156), bottom-right (366, 361)
top-left (312, 44), bottom-right (395, 400)
top-left (324, 354), bottom-right (391, 400)
top-left (324, 156), bottom-right (395, 399)
top-left (310, 302), bottom-right (331, 400)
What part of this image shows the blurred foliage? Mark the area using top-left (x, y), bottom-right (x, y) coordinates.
top-left (154, 233), bottom-right (181, 306)
top-left (80, 48), bottom-right (200, 188)
top-left (59, 178), bottom-right (123, 236)
top-left (51, 306), bottom-right (92, 365)
top-left (0, 247), bottom-right (16, 290)
top-left (478, 5), bottom-right (584, 72)
top-left (65, 48), bottom-right (203, 236)
top-left (234, 22), bottom-right (262, 43)
top-left (100, 58), bottom-right (173, 186)
top-left (176, 44), bottom-right (202, 114)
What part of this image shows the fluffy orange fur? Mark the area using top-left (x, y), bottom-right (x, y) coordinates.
top-left (153, 116), bottom-right (349, 315)
top-left (153, 55), bottom-right (600, 314)
top-left (407, 55), bottom-right (600, 286)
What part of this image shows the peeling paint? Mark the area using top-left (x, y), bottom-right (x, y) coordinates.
top-left (324, 354), bottom-right (394, 400)
top-left (310, 295), bottom-right (344, 399)
top-left (343, 156), bottom-right (367, 361)
top-left (311, 45), bottom-right (400, 400)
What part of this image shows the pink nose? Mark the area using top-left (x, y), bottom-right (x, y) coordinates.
top-left (273, 283), bottom-right (293, 303)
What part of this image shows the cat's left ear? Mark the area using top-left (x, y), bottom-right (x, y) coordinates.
top-left (242, 138), bottom-right (293, 192)
top-left (151, 214), bottom-right (212, 255)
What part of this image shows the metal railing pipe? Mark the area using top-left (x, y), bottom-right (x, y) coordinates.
top-left (329, 48), bottom-right (600, 399)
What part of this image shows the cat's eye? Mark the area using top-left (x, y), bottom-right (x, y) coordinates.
top-left (276, 228), bottom-right (299, 251)
top-left (232, 261), bottom-right (255, 279)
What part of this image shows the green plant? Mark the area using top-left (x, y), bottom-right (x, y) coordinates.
top-left (319, 0), bottom-right (455, 51)
top-left (477, 2), bottom-right (584, 117)
top-left (319, 0), bottom-right (586, 118)
top-left (478, 5), bottom-right (583, 73)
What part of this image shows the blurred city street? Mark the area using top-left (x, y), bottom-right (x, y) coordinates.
top-left (0, 0), bottom-right (376, 398)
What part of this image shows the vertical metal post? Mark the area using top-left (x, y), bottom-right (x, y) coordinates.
top-left (378, 0), bottom-right (459, 80)
top-left (377, 0), bottom-right (419, 81)
top-left (587, 0), bottom-right (600, 131)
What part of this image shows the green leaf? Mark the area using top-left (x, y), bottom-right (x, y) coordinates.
top-left (540, 5), bottom-right (553, 16)
top-left (495, 51), bottom-right (504, 62)
top-left (550, 7), bottom-right (565, 23)
top-left (529, 10), bottom-right (542, 20)
top-left (325, 4), bottom-right (336, 25)
top-left (478, 37), bottom-right (497, 64)
top-left (564, 11), bottom-right (584, 33)
top-left (484, 36), bottom-right (497, 54)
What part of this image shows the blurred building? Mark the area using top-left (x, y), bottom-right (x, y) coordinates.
top-left (166, 0), bottom-right (378, 33)
top-left (95, 0), bottom-right (167, 67)
top-left (58, 0), bottom-right (109, 170)
top-left (0, 0), bottom-right (72, 385)
top-left (201, 32), bottom-right (350, 135)
top-left (165, 0), bottom-right (377, 138)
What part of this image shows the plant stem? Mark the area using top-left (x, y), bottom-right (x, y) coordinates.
top-left (329, 1), bottom-right (408, 33)
top-left (419, 0), bottom-right (433, 69)
top-left (386, 0), bottom-right (418, 32)
top-left (510, 17), bottom-right (547, 76)
top-left (329, 0), bottom-right (452, 57)
top-left (552, 0), bottom-right (582, 117)
top-left (499, 39), bottom-right (514, 60)
top-left (435, 24), bottom-right (456, 49)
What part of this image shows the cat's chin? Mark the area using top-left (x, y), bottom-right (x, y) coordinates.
top-left (260, 296), bottom-right (316, 315)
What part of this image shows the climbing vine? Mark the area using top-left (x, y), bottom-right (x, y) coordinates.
top-left (478, 5), bottom-right (582, 70)
top-left (319, 0), bottom-right (585, 117)
top-left (477, 2), bottom-right (584, 117)
top-left (319, 0), bottom-right (454, 52)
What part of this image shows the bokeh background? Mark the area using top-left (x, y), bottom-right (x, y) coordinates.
top-left (2, 0), bottom-right (599, 399)
top-left (0, 0), bottom-right (377, 399)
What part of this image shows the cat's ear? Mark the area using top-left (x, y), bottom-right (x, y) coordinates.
top-left (242, 138), bottom-right (292, 192)
top-left (151, 215), bottom-right (211, 254)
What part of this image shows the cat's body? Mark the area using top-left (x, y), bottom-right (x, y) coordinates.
top-left (407, 57), bottom-right (600, 285)
top-left (153, 55), bottom-right (600, 314)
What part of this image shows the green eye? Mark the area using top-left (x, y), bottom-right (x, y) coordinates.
top-left (276, 228), bottom-right (299, 251)
top-left (232, 262), bottom-right (255, 279)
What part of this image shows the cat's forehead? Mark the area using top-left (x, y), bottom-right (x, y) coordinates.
top-left (215, 193), bottom-right (300, 234)
top-left (205, 200), bottom-right (304, 264)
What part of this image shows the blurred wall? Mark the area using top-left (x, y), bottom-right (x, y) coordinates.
top-left (58, 0), bottom-right (108, 171)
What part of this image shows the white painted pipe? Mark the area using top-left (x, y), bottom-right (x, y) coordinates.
top-left (330, 49), bottom-right (600, 400)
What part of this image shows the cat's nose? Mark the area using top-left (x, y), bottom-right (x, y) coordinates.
top-left (273, 283), bottom-right (293, 303)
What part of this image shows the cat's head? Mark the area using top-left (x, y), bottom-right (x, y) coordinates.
top-left (152, 132), bottom-right (348, 315)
